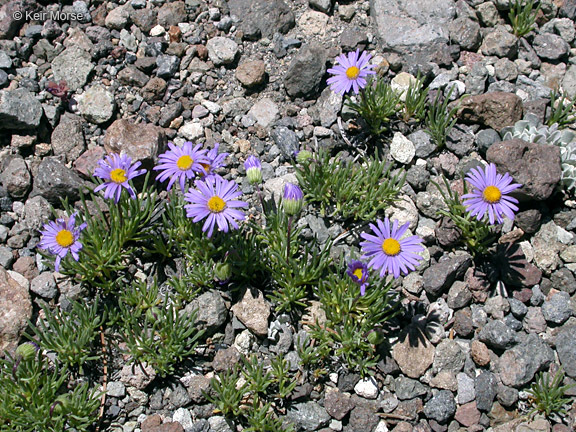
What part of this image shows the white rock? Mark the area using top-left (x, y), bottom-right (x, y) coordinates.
top-left (391, 72), bottom-right (417, 101)
top-left (374, 420), bottom-right (389, 432)
top-left (248, 98), bottom-right (279, 128)
top-left (385, 194), bottom-right (419, 230)
top-left (208, 416), bottom-right (234, 432)
top-left (330, 419), bottom-right (343, 431)
top-left (203, 100), bottom-right (222, 114)
top-left (206, 37), bottom-right (239, 66)
top-left (390, 132), bottom-right (415, 164)
top-left (298, 10), bottom-right (329, 36)
top-left (313, 126), bottom-right (332, 137)
top-left (179, 122), bottom-right (205, 141)
top-left (354, 376), bottom-right (379, 399)
top-left (234, 329), bottom-right (255, 355)
top-left (557, 225), bottom-right (574, 244)
top-left (519, 240), bottom-right (534, 262)
top-left (150, 25), bottom-right (165, 36)
top-left (173, 408), bottom-right (193, 430)
top-left (78, 85), bottom-right (116, 124)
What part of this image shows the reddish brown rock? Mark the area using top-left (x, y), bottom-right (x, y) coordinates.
top-left (142, 415), bottom-right (184, 432)
top-left (324, 387), bottom-right (355, 420)
top-left (392, 328), bottom-right (435, 379)
top-left (230, 288), bottom-right (271, 336)
top-left (456, 92), bottom-right (523, 131)
top-left (141, 77), bottom-right (167, 102)
top-left (236, 60), bottom-right (266, 87)
top-left (486, 139), bottom-right (562, 201)
top-left (73, 146), bottom-right (106, 178)
top-left (12, 256), bottom-right (38, 281)
top-left (103, 119), bottom-right (166, 167)
top-left (455, 401), bottom-right (481, 427)
top-left (470, 340), bottom-right (491, 367)
top-left (0, 266), bottom-right (32, 356)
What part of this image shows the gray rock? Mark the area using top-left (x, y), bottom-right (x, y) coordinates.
top-left (562, 64), bottom-right (576, 100)
top-left (395, 376), bottom-right (428, 400)
top-left (156, 55), bottom-right (180, 79)
top-left (494, 58), bottom-right (518, 82)
top-left (30, 158), bottom-right (84, 205)
top-left (423, 254), bottom-right (472, 297)
top-left (51, 46), bottom-right (94, 91)
top-left (475, 371), bottom-right (497, 411)
top-left (523, 306), bottom-right (547, 334)
top-left (340, 27), bottom-right (369, 51)
top-left (423, 390), bottom-right (456, 424)
top-left (247, 98), bottom-right (279, 128)
top-left (347, 406), bottom-right (380, 432)
top-left (448, 17), bottom-right (481, 51)
top-left (50, 114), bottom-right (85, 163)
top-left (310, 0), bottom-right (332, 13)
top-left (457, 372), bottom-right (476, 404)
top-left (186, 290), bottom-right (228, 336)
top-left (208, 416), bottom-right (233, 432)
top-left (446, 124), bottom-right (475, 157)
top-left (447, 281), bottom-right (472, 309)
top-left (1, 157), bottom-right (31, 199)
top-left (206, 37), bottom-right (239, 66)
top-left (324, 387), bottom-right (355, 420)
top-left (476, 1), bottom-right (500, 26)
top-left (30, 272), bottom-right (57, 299)
top-left (0, 266), bottom-right (32, 355)
top-left (542, 291), bottom-right (572, 324)
top-left (117, 66), bottom-right (149, 87)
top-left (475, 128), bottom-right (500, 155)
top-left (406, 164), bottom-right (430, 191)
top-left (508, 298), bottom-right (528, 318)
top-left (0, 51), bottom-right (12, 69)
top-left (516, 75), bottom-right (555, 101)
top-left (557, 326), bottom-right (576, 378)
top-left (23, 196), bottom-right (51, 231)
top-left (465, 62), bottom-right (488, 95)
top-left (230, 288), bottom-right (270, 337)
top-left (498, 333), bottom-right (554, 388)
top-left (107, 381), bottom-right (126, 398)
top-left (478, 320), bottom-right (517, 350)
top-left (433, 339), bottom-right (466, 374)
top-left (532, 32), bottom-right (570, 60)
top-left (271, 126), bottom-right (299, 159)
top-left (77, 85), bottom-right (115, 124)
top-left (480, 27), bottom-right (517, 58)
top-left (551, 268), bottom-right (576, 295)
top-left (0, 88), bottom-right (43, 130)
top-left (309, 87), bottom-right (343, 128)
top-left (0, 247), bottom-right (13, 268)
top-left (409, 129), bottom-right (436, 158)
top-left (286, 401), bottom-right (331, 431)
top-left (157, 1), bottom-right (187, 27)
top-left (105, 5), bottom-right (131, 30)
top-left (497, 384), bottom-right (519, 408)
top-left (227, 0), bottom-right (295, 40)
top-left (168, 384), bottom-right (191, 408)
top-left (284, 42), bottom-right (327, 99)
top-left (486, 139), bottom-right (561, 201)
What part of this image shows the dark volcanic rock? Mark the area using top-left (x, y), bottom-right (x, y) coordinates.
top-left (227, 0), bottom-right (295, 40)
top-left (423, 254), bottom-right (472, 297)
top-left (423, 390), bottom-right (456, 424)
top-left (0, 88), bottom-right (43, 130)
top-left (486, 139), bottom-right (562, 201)
top-left (284, 43), bottom-right (327, 99)
top-left (31, 158), bottom-right (85, 205)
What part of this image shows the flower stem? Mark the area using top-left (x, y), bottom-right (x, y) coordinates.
top-left (286, 215), bottom-right (293, 262)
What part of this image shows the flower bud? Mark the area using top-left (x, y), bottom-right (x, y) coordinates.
top-left (214, 261), bottom-right (232, 282)
top-left (244, 155), bottom-right (262, 185)
top-left (367, 329), bottom-right (385, 345)
top-left (16, 342), bottom-right (39, 360)
top-left (282, 183), bottom-right (304, 216)
top-left (296, 150), bottom-right (313, 164)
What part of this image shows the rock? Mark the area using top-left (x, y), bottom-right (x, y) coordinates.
top-left (284, 42), bottom-right (327, 99)
top-left (247, 98), bottom-right (279, 128)
top-left (498, 333), bottom-right (554, 388)
top-left (423, 390), bottom-right (456, 424)
top-left (394, 376), bottom-right (428, 400)
top-left (532, 33), bottom-right (570, 60)
top-left (118, 66), bottom-right (149, 87)
top-left (286, 402), bottom-right (331, 431)
top-left (298, 10), bottom-right (329, 36)
top-left (30, 158), bottom-right (84, 205)
top-left (486, 139), bottom-right (561, 201)
top-left (105, 5), bottom-right (130, 30)
top-left (231, 288), bottom-right (270, 337)
top-left (392, 327), bottom-right (435, 378)
top-left (1, 157), bottom-right (31, 199)
top-left (370, 0), bottom-right (456, 68)
top-left (454, 308), bottom-right (474, 337)
top-left (271, 126), bottom-right (299, 159)
top-left (433, 339), bottom-right (466, 374)
top-left (456, 92), bottom-right (523, 131)
top-left (448, 17), bottom-right (481, 51)
top-left (141, 77), bottom-right (167, 102)
top-left (212, 346), bottom-right (242, 372)
top-left (30, 272), bottom-right (57, 299)
top-left (227, 0), bottom-right (295, 40)
top-left (447, 281), bottom-right (472, 309)
top-left (208, 416), bottom-right (233, 432)
top-left (390, 132), bottom-right (415, 164)
top-left (310, 0), bottom-right (332, 13)
top-left (157, 1), bottom-right (187, 27)
top-left (541, 291), bottom-right (572, 324)
top-left (324, 387), bottom-right (355, 420)
top-left (51, 113), bottom-right (85, 163)
top-left (515, 209), bottom-right (542, 234)
top-left (51, 46), bottom-right (94, 91)
top-left (0, 266), bottom-right (32, 355)
top-left (457, 372), bottom-right (476, 405)
top-left (77, 85), bottom-right (115, 124)
top-left (309, 87), bottom-right (343, 128)
top-left (422, 254), bottom-right (472, 297)
top-left (179, 122), bottom-right (204, 141)
top-left (531, 221), bottom-right (565, 274)
top-left (455, 402), bottom-right (481, 428)
top-left (156, 55), bottom-right (180, 79)
top-left (556, 326), bottom-right (576, 378)
top-left (0, 88), bottom-right (43, 131)
top-left (235, 60), bottom-right (266, 87)
top-left (480, 27), bottom-right (517, 58)
top-left (206, 37), bottom-right (238, 66)
top-left (103, 119), bottom-right (166, 167)
top-left (0, 1), bottom-right (31, 39)
top-left (186, 290), bottom-right (228, 336)
top-left (354, 376), bottom-right (379, 399)
top-left (478, 320), bottom-right (517, 350)
top-left (561, 64), bottom-right (576, 99)
top-left (475, 371), bottom-right (497, 412)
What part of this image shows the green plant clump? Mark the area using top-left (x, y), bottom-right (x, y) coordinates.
top-left (508, 0), bottom-right (541, 38)
top-left (425, 88), bottom-right (458, 149)
top-left (527, 368), bottom-right (574, 420)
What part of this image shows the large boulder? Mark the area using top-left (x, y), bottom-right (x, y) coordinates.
top-left (0, 267), bottom-right (32, 356)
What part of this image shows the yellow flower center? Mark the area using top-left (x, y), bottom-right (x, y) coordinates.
top-left (110, 168), bottom-right (127, 184)
top-left (177, 155), bottom-right (194, 170)
top-left (483, 185), bottom-right (502, 203)
top-left (353, 268), bottom-right (364, 280)
top-left (346, 66), bottom-right (360, 79)
top-left (207, 196), bottom-right (226, 213)
top-left (55, 229), bottom-right (74, 247)
top-left (382, 238), bottom-right (401, 256)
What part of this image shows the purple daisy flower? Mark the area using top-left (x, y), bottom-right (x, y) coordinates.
top-left (461, 163), bottom-right (522, 225)
top-left (198, 143), bottom-right (228, 180)
top-left (184, 175), bottom-right (248, 237)
top-left (346, 260), bottom-right (369, 296)
top-left (327, 49), bottom-right (376, 95)
top-left (38, 212), bottom-right (87, 272)
top-left (94, 153), bottom-right (147, 203)
top-left (283, 182), bottom-right (304, 215)
top-left (154, 141), bottom-right (209, 191)
top-left (244, 155), bottom-right (262, 185)
top-left (360, 218), bottom-right (424, 279)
